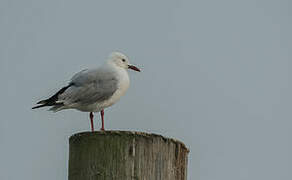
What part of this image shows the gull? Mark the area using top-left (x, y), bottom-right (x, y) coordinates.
top-left (32, 52), bottom-right (140, 131)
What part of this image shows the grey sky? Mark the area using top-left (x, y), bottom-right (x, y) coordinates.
top-left (0, 0), bottom-right (291, 180)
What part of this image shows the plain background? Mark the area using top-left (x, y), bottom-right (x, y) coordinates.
top-left (0, 0), bottom-right (291, 180)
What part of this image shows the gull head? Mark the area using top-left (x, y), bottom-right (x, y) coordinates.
top-left (108, 52), bottom-right (140, 72)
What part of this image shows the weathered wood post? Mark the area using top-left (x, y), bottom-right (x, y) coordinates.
top-left (69, 131), bottom-right (189, 180)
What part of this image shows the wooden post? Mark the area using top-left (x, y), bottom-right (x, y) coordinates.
top-left (69, 131), bottom-right (189, 180)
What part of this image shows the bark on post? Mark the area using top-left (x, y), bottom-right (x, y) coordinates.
top-left (68, 131), bottom-right (189, 180)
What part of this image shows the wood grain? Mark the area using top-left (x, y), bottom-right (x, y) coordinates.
top-left (69, 131), bottom-right (189, 180)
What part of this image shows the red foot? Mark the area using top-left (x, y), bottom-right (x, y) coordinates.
top-left (100, 110), bottom-right (105, 131)
top-left (90, 112), bottom-right (94, 132)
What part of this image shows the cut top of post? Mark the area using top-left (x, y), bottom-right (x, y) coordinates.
top-left (69, 131), bottom-right (189, 152)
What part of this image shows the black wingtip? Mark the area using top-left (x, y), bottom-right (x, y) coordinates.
top-left (37, 100), bottom-right (46, 104)
top-left (33, 83), bottom-right (73, 110)
top-left (32, 104), bottom-right (47, 109)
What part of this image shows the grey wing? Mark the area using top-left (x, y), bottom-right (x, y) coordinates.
top-left (70, 69), bottom-right (91, 85)
top-left (59, 68), bottom-right (118, 105)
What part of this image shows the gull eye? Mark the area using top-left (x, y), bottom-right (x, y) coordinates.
top-left (122, 59), bottom-right (126, 62)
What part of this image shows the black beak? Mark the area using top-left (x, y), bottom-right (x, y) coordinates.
top-left (128, 65), bottom-right (141, 72)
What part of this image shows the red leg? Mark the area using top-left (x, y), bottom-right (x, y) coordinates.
top-left (90, 112), bottom-right (94, 132)
top-left (100, 109), bottom-right (105, 131)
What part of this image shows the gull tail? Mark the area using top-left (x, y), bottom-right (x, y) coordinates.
top-left (32, 83), bottom-right (73, 110)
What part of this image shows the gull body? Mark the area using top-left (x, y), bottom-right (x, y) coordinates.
top-left (32, 52), bottom-right (140, 131)
top-left (73, 64), bottom-right (130, 112)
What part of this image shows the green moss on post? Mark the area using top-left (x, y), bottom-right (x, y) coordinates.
top-left (69, 131), bottom-right (189, 180)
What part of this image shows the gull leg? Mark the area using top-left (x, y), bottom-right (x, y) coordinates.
top-left (90, 112), bottom-right (94, 132)
top-left (100, 110), bottom-right (105, 131)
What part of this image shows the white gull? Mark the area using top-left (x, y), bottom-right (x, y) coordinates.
top-left (32, 52), bottom-right (140, 131)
